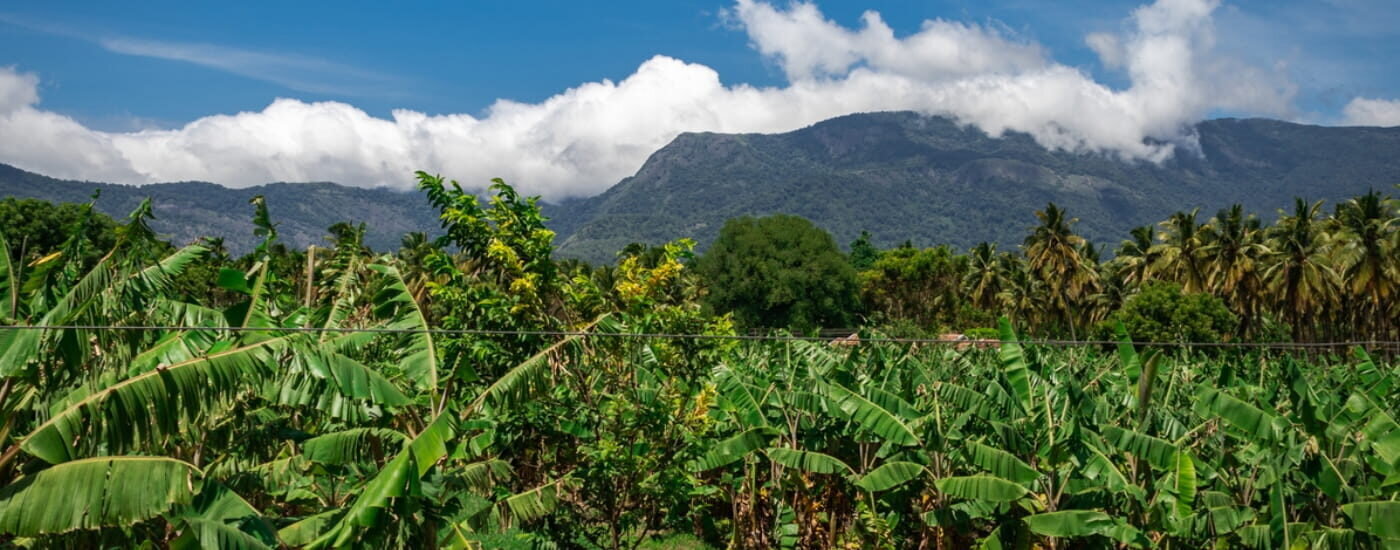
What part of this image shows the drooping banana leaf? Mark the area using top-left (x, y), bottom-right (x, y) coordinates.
top-left (0, 456), bottom-right (201, 535)
top-left (22, 335), bottom-right (295, 463)
top-left (370, 263), bottom-right (439, 393)
top-left (688, 426), bottom-right (778, 472)
top-left (765, 448), bottom-right (853, 475)
top-left (854, 461), bottom-right (924, 492)
top-left (302, 428), bottom-right (408, 466)
top-left (821, 381), bottom-right (920, 446)
top-left (965, 440), bottom-right (1040, 485)
top-left (1022, 509), bottom-right (1114, 538)
top-left (307, 413), bottom-right (455, 548)
top-left (936, 475), bottom-right (1028, 502)
top-left (1341, 501), bottom-right (1400, 540)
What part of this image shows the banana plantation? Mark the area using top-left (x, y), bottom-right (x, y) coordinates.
top-left (1, 173), bottom-right (1398, 548)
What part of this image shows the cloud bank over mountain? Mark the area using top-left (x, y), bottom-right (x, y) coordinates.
top-left (1343, 98), bottom-right (1400, 127)
top-left (0, 0), bottom-right (1388, 198)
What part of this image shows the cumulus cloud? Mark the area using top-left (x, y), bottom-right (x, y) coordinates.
top-left (0, 0), bottom-right (1307, 198)
top-left (725, 0), bottom-right (1046, 81)
top-left (1341, 97), bottom-right (1400, 126)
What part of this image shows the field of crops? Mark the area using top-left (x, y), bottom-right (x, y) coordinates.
top-left (0, 176), bottom-right (1398, 549)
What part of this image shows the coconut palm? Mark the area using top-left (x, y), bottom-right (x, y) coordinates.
top-left (1114, 225), bottom-right (1159, 287)
top-left (1332, 190), bottom-right (1399, 339)
top-left (1201, 204), bottom-right (1268, 337)
top-left (1152, 209), bottom-right (1209, 293)
top-left (964, 242), bottom-right (1005, 314)
top-left (1022, 203), bottom-right (1098, 337)
top-left (1261, 199), bottom-right (1339, 341)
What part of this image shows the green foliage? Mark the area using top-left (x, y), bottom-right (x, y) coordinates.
top-left (1109, 281), bottom-right (1237, 343)
top-left (0, 457), bottom-right (201, 536)
top-left (3, 173), bottom-right (1399, 550)
top-left (697, 214), bottom-right (858, 331)
top-left (0, 196), bottom-right (118, 268)
top-left (849, 230), bottom-right (880, 270)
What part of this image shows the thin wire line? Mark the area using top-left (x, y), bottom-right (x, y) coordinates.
top-left (1, 324), bottom-right (1396, 349)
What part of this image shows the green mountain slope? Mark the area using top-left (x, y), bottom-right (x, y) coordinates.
top-left (4, 112), bottom-right (1398, 261)
top-left (0, 163), bottom-right (441, 253)
top-left (550, 112), bottom-right (1400, 263)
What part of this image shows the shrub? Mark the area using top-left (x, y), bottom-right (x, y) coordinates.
top-left (1111, 282), bottom-right (1236, 343)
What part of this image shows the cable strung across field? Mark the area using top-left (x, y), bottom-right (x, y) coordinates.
top-left (1, 323), bottom-right (1397, 350)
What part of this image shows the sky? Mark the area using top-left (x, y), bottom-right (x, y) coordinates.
top-left (1, 0), bottom-right (1398, 198)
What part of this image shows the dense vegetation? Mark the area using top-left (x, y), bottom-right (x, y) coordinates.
top-left (0, 172), bottom-right (1397, 548)
top-left (848, 193), bottom-right (1400, 345)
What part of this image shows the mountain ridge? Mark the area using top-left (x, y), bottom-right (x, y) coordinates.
top-left (3, 112), bottom-right (1398, 261)
top-left (0, 162), bottom-right (442, 253)
top-left (551, 112), bottom-right (1400, 262)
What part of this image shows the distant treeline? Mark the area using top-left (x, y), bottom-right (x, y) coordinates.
top-left (5, 185), bottom-right (1399, 344)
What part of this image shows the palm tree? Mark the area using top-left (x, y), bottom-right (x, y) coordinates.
top-left (964, 242), bottom-right (1005, 314)
top-left (1113, 225), bottom-right (1158, 288)
top-left (1261, 199), bottom-right (1338, 341)
top-left (1201, 205), bottom-right (1267, 338)
top-left (1332, 191), bottom-right (1399, 339)
top-left (996, 255), bottom-right (1043, 330)
top-left (1152, 209), bottom-right (1208, 293)
top-left (1022, 203), bottom-right (1098, 338)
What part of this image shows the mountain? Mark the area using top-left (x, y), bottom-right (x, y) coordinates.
top-left (550, 112), bottom-right (1400, 263)
top-left (0, 163), bottom-right (442, 253)
top-left (4, 112), bottom-right (1399, 262)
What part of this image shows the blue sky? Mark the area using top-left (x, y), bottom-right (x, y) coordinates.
top-left (6, 0), bottom-right (1396, 128)
top-left (1, 0), bottom-right (1398, 195)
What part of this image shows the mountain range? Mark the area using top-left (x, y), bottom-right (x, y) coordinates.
top-left (0, 163), bottom-right (440, 253)
top-left (550, 112), bottom-right (1400, 262)
top-left (3, 112), bottom-right (1399, 262)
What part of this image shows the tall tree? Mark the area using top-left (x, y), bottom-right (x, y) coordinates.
top-left (1262, 199), bottom-right (1338, 341)
top-left (1332, 190), bottom-right (1399, 339)
top-left (697, 214), bottom-right (859, 331)
top-left (1201, 204), bottom-right (1267, 337)
top-left (964, 242), bottom-right (1005, 314)
top-left (1152, 209), bottom-right (1209, 293)
top-left (1022, 203), bottom-right (1098, 337)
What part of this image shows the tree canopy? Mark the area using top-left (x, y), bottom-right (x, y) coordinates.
top-left (697, 214), bottom-right (859, 331)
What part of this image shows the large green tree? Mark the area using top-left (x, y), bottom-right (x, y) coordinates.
top-left (697, 214), bottom-right (859, 331)
top-left (0, 196), bottom-right (118, 268)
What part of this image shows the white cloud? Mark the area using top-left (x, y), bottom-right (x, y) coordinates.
top-left (725, 0), bottom-right (1046, 81)
top-left (1085, 33), bottom-right (1123, 69)
top-left (0, 66), bottom-right (38, 113)
top-left (1341, 97), bottom-right (1400, 126)
top-left (98, 37), bottom-right (403, 97)
top-left (0, 0), bottom-right (1303, 198)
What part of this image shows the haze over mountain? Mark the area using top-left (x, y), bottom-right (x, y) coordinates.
top-left (3, 112), bottom-right (1398, 262)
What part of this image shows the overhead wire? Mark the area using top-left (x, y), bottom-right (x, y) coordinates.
top-left (1, 324), bottom-right (1397, 350)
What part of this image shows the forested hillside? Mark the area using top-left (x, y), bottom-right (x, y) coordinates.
top-left (0, 163), bottom-right (441, 253)
top-left (553, 112), bottom-right (1400, 262)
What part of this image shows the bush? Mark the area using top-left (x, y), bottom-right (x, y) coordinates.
top-left (1110, 282), bottom-right (1236, 343)
top-left (964, 327), bottom-right (1000, 341)
top-left (697, 214), bottom-right (859, 331)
